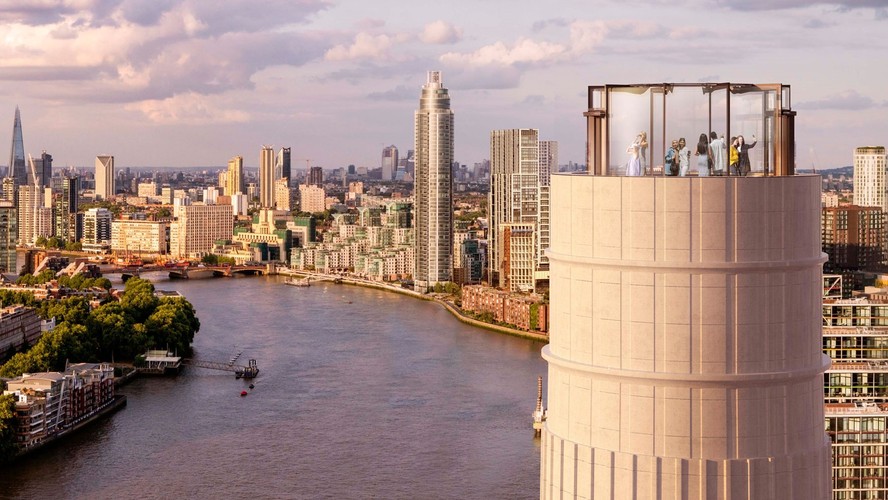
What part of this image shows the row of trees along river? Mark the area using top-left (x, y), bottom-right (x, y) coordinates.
top-left (0, 277), bottom-right (201, 463)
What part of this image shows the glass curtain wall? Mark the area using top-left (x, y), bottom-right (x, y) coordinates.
top-left (598, 83), bottom-right (788, 176)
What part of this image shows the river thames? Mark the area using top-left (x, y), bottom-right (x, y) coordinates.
top-left (0, 275), bottom-right (548, 499)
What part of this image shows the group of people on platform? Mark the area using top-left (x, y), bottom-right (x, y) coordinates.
top-left (625, 131), bottom-right (756, 176)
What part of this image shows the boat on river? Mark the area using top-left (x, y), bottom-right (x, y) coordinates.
top-left (285, 277), bottom-right (311, 287)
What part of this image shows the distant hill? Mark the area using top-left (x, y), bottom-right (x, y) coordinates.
top-left (797, 165), bottom-right (852, 176)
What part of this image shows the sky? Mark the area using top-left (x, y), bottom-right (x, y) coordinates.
top-left (0, 0), bottom-right (886, 170)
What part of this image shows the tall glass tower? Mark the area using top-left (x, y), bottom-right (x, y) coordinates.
top-left (276, 147), bottom-right (291, 187)
top-left (413, 71), bottom-right (454, 292)
top-left (8, 107), bottom-right (26, 188)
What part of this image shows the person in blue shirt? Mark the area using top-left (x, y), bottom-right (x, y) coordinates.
top-left (665, 139), bottom-right (679, 176)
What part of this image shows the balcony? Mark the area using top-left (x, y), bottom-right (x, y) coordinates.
top-left (585, 83), bottom-right (795, 177)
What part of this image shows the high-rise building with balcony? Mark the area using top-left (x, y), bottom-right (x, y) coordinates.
top-left (822, 205), bottom-right (884, 271)
top-left (854, 147), bottom-right (887, 212)
top-left (7, 107), bottom-right (26, 189)
top-left (489, 128), bottom-right (541, 291)
top-left (94, 155), bottom-right (115, 200)
top-left (853, 146), bottom-right (888, 265)
top-left (413, 71), bottom-right (453, 292)
top-left (16, 185), bottom-right (51, 246)
top-left (0, 200), bottom-right (16, 272)
top-left (540, 83), bottom-right (830, 499)
top-left (52, 176), bottom-right (78, 243)
top-left (823, 293), bottom-right (888, 498)
top-left (82, 207), bottom-right (112, 253)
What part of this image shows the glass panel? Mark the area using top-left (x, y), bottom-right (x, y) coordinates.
top-left (651, 87), bottom-right (665, 176)
top-left (607, 87), bottom-right (651, 176)
top-left (591, 87), bottom-right (603, 109)
top-left (730, 89), bottom-right (765, 175)
top-left (709, 87), bottom-right (729, 175)
top-left (666, 86), bottom-right (710, 177)
top-left (781, 85), bottom-right (791, 110)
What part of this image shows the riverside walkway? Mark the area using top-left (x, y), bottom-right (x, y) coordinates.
top-left (276, 267), bottom-right (548, 342)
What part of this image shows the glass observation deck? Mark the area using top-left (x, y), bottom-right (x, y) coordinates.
top-left (585, 83), bottom-right (796, 177)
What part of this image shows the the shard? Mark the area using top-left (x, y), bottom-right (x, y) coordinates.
top-left (8, 106), bottom-right (27, 188)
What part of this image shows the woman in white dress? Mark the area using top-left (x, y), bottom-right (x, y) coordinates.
top-left (625, 136), bottom-right (641, 176)
top-left (694, 133), bottom-right (710, 177)
top-left (678, 137), bottom-right (690, 176)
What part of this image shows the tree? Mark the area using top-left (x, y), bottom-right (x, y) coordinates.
top-left (119, 278), bottom-right (158, 324)
top-left (201, 254), bottom-right (219, 265)
top-left (65, 241), bottom-right (82, 252)
top-left (0, 394), bottom-right (18, 463)
top-left (35, 235), bottom-right (48, 248)
top-left (90, 302), bottom-right (139, 360)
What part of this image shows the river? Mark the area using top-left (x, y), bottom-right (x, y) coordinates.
top-left (0, 275), bottom-right (547, 499)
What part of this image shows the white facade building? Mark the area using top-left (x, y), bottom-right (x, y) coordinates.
top-left (542, 174), bottom-right (831, 499)
top-left (299, 184), bottom-right (326, 213)
top-left (95, 155), bottom-right (114, 200)
top-left (169, 204), bottom-right (233, 258)
top-left (854, 146), bottom-right (888, 212)
top-left (111, 219), bottom-right (168, 254)
top-left (83, 207), bottom-right (112, 253)
top-left (16, 185), bottom-right (52, 245)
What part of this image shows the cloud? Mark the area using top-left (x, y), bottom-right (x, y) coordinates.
top-left (420, 20), bottom-right (462, 44)
top-left (444, 66), bottom-right (523, 90)
top-left (325, 32), bottom-right (409, 61)
top-left (803, 18), bottom-right (836, 28)
top-left (795, 90), bottom-right (887, 110)
top-left (0, 0), bottom-right (330, 103)
top-left (711, 0), bottom-right (888, 11)
top-left (532, 18), bottom-right (570, 32)
top-left (522, 94), bottom-right (546, 105)
top-left (0, 0), bottom-right (121, 26)
top-left (126, 92), bottom-right (250, 124)
top-left (440, 38), bottom-right (568, 67)
top-left (367, 85), bottom-right (416, 101)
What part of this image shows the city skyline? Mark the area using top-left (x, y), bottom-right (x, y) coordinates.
top-left (0, 1), bottom-right (885, 170)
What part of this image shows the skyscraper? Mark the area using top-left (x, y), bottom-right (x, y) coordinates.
top-left (853, 146), bottom-right (888, 264)
top-left (541, 83), bottom-right (830, 499)
top-left (489, 128), bottom-right (540, 291)
top-left (259, 146), bottom-right (275, 208)
top-left (95, 155), bottom-right (115, 200)
top-left (227, 156), bottom-right (244, 195)
top-left (53, 176), bottom-right (80, 242)
top-left (308, 166), bottom-right (324, 187)
top-left (29, 151), bottom-right (52, 188)
top-left (0, 200), bottom-right (16, 272)
top-left (381, 145), bottom-right (398, 181)
top-left (7, 107), bottom-right (26, 188)
top-left (276, 147), bottom-right (291, 186)
top-left (853, 146), bottom-right (887, 212)
top-left (413, 71), bottom-right (454, 292)
top-left (82, 207), bottom-right (112, 253)
top-left (17, 184), bottom-right (51, 245)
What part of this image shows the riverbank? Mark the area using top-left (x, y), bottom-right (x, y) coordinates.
top-left (278, 268), bottom-right (549, 343)
top-left (13, 395), bottom-right (127, 461)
